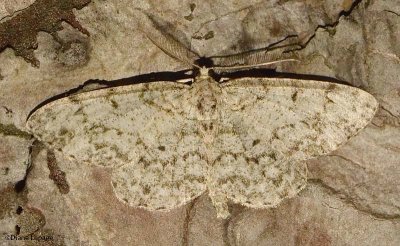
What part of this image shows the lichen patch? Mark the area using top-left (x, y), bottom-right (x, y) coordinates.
top-left (0, 0), bottom-right (91, 67)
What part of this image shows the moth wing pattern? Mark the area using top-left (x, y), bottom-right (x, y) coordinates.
top-left (26, 82), bottom-right (208, 211)
top-left (208, 78), bottom-right (378, 214)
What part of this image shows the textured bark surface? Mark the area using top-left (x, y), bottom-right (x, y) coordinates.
top-left (0, 0), bottom-right (399, 245)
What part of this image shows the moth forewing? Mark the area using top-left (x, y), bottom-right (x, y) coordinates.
top-left (208, 77), bottom-right (378, 217)
top-left (26, 72), bottom-right (378, 219)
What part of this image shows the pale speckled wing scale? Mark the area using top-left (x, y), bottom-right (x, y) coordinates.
top-left (207, 78), bottom-right (378, 216)
top-left (26, 82), bottom-right (207, 211)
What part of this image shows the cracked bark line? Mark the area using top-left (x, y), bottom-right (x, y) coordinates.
top-left (0, 2), bottom-right (32, 21)
top-left (384, 10), bottom-right (400, 17)
top-left (206, 0), bottom-right (365, 68)
top-left (12, 140), bottom-right (45, 193)
top-left (182, 197), bottom-right (198, 246)
top-left (325, 154), bottom-right (367, 170)
top-left (380, 106), bottom-right (400, 119)
top-left (222, 205), bottom-right (248, 246)
top-left (307, 179), bottom-right (400, 220)
top-left (189, 5), bottom-right (254, 42)
top-left (13, 141), bottom-right (37, 193)
top-left (373, 106), bottom-right (400, 127)
top-left (222, 215), bottom-right (233, 246)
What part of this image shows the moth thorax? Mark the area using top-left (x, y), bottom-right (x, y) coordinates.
top-left (199, 67), bottom-right (210, 78)
top-left (197, 96), bottom-right (217, 114)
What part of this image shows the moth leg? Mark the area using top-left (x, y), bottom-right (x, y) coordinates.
top-left (218, 77), bottom-right (230, 83)
top-left (175, 78), bottom-right (194, 84)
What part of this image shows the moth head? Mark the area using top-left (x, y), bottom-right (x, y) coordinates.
top-left (192, 57), bottom-right (216, 79)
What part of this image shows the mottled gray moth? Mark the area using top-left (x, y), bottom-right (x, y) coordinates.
top-left (26, 13), bottom-right (378, 218)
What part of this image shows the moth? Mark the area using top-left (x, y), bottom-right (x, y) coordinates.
top-left (26, 13), bottom-right (378, 218)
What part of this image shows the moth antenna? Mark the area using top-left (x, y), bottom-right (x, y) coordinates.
top-left (133, 8), bottom-right (201, 69)
top-left (210, 46), bottom-right (299, 72)
top-left (211, 59), bottom-right (299, 72)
